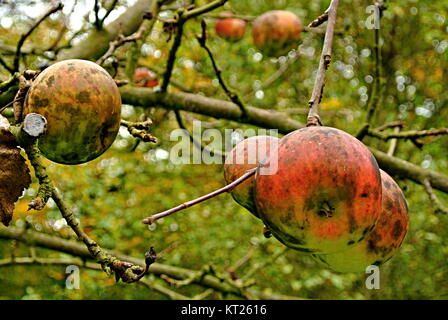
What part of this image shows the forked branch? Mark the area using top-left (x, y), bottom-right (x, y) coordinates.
top-left (13, 2), bottom-right (64, 72)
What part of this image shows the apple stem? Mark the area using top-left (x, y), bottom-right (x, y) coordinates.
top-left (142, 167), bottom-right (257, 225)
top-left (307, 0), bottom-right (339, 127)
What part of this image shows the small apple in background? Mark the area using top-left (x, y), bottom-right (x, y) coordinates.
top-left (215, 12), bottom-right (247, 42)
top-left (252, 10), bottom-right (303, 57)
top-left (134, 67), bottom-right (159, 88)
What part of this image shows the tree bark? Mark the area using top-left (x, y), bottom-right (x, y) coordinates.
top-left (120, 86), bottom-right (304, 133)
top-left (58, 0), bottom-right (153, 61)
top-left (120, 86), bottom-right (448, 194)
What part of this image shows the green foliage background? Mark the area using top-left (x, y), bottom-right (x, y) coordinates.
top-left (1, 0), bottom-right (448, 299)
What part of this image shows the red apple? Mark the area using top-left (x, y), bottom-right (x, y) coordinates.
top-left (254, 126), bottom-right (382, 254)
top-left (215, 13), bottom-right (247, 42)
top-left (252, 10), bottom-right (303, 57)
top-left (134, 67), bottom-right (159, 88)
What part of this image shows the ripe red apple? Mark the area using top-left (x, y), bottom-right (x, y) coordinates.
top-left (215, 13), bottom-right (246, 42)
top-left (252, 10), bottom-right (303, 57)
top-left (312, 170), bottom-right (409, 273)
top-left (134, 67), bottom-right (159, 88)
top-left (224, 135), bottom-right (279, 217)
top-left (254, 126), bottom-right (382, 254)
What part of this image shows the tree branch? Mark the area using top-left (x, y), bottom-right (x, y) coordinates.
top-left (125, 0), bottom-right (164, 80)
top-left (121, 119), bottom-right (157, 143)
top-left (160, 0), bottom-right (228, 92)
top-left (0, 56), bottom-right (14, 74)
top-left (0, 255), bottom-right (191, 300)
top-left (422, 178), bottom-right (448, 215)
top-left (13, 2), bottom-right (64, 72)
top-left (308, 7), bottom-right (329, 28)
top-left (365, 2), bottom-right (386, 124)
top-left (93, 0), bottom-right (101, 29)
top-left (173, 110), bottom-right (225, 159)
top-left (100, 0), bottom-right (119, 27)
top-left (367, 128), bottom-right (448, 141)
top-left (196, 20), bottom-right (248, 120)
top-left (387, 126), bottom-right (400, 156)
top-left (50, 186), bottom-right (154, 283)
top-left (370, 148), bottom-right (448, 193)
top-left (58, 0), bottom-right (153, 61)
top-left (160, 13), bottom-right (185, 92)
top-left (0, 227), bottom-right (303, 300)
top-left (307, 0), bottom-right (339, 126)
top-left (184, 0), bottom-right (228, 20)
top-left (96, 30), bottom-right (145, 66)
top-left (120, 87), bottom-right (304, 133)
top-left (10, 123), bottom-right (155, 283)
top-left (142, 168), bottom-right (256, 224)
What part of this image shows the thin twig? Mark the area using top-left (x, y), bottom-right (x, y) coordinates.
top-left (13, 2), bottom-right (64, 72)
top-left (367, 128), bottom-right (448, 141)
top-left (14, 133), bottom-right (156, 283)
top-left (142, 168), bottom-right (257, 224)
top-left (51, 187), bottom-right (156, 283)
top-left (100, 0), bottom-right (119, 26)
top-left (96, 30), bottom-right (144, 66)
top-left (422, 178), bottom-right (448, 215)
top-left (174, 110), bottom-right (225, 159)
top-left (307, 0), bottom-right (339, 126)
top-left (160, 264), bottom-right (255, 298)
top-left (160, 13), bottom-right (185, 92)
top-left (46, 0), bottom-right (78, 53)
top-left (121, 119), bottom-right (157, 143)
top-left (204, 13), bottom-right (255, 21)
top-left (308, 8), bottom-right (329, 28)
top-left (387, 126), bottom-right (400, 156)
top-left (0, 226), bottom-right (306, 300)
top-left (160, 0), bottom-right (228, 92)
top-left (365, 2), bottom-right (386, 124)
top-left (0, 56), bottom-right (14, 74)
top-left (227, 245), bottom-right (257, 280)
top-left (183, 0), bottom-right (228, 20)
top-left (375, 120), bottom-right (405, 132)
top-left (197, 20), bottom-right (248, 120)
top-left (242, 247), bottom-right (288, 280)
top-left (93, 0), bottom-right (101, 29)
top-left (125, 0), bottom-right (164, 80)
